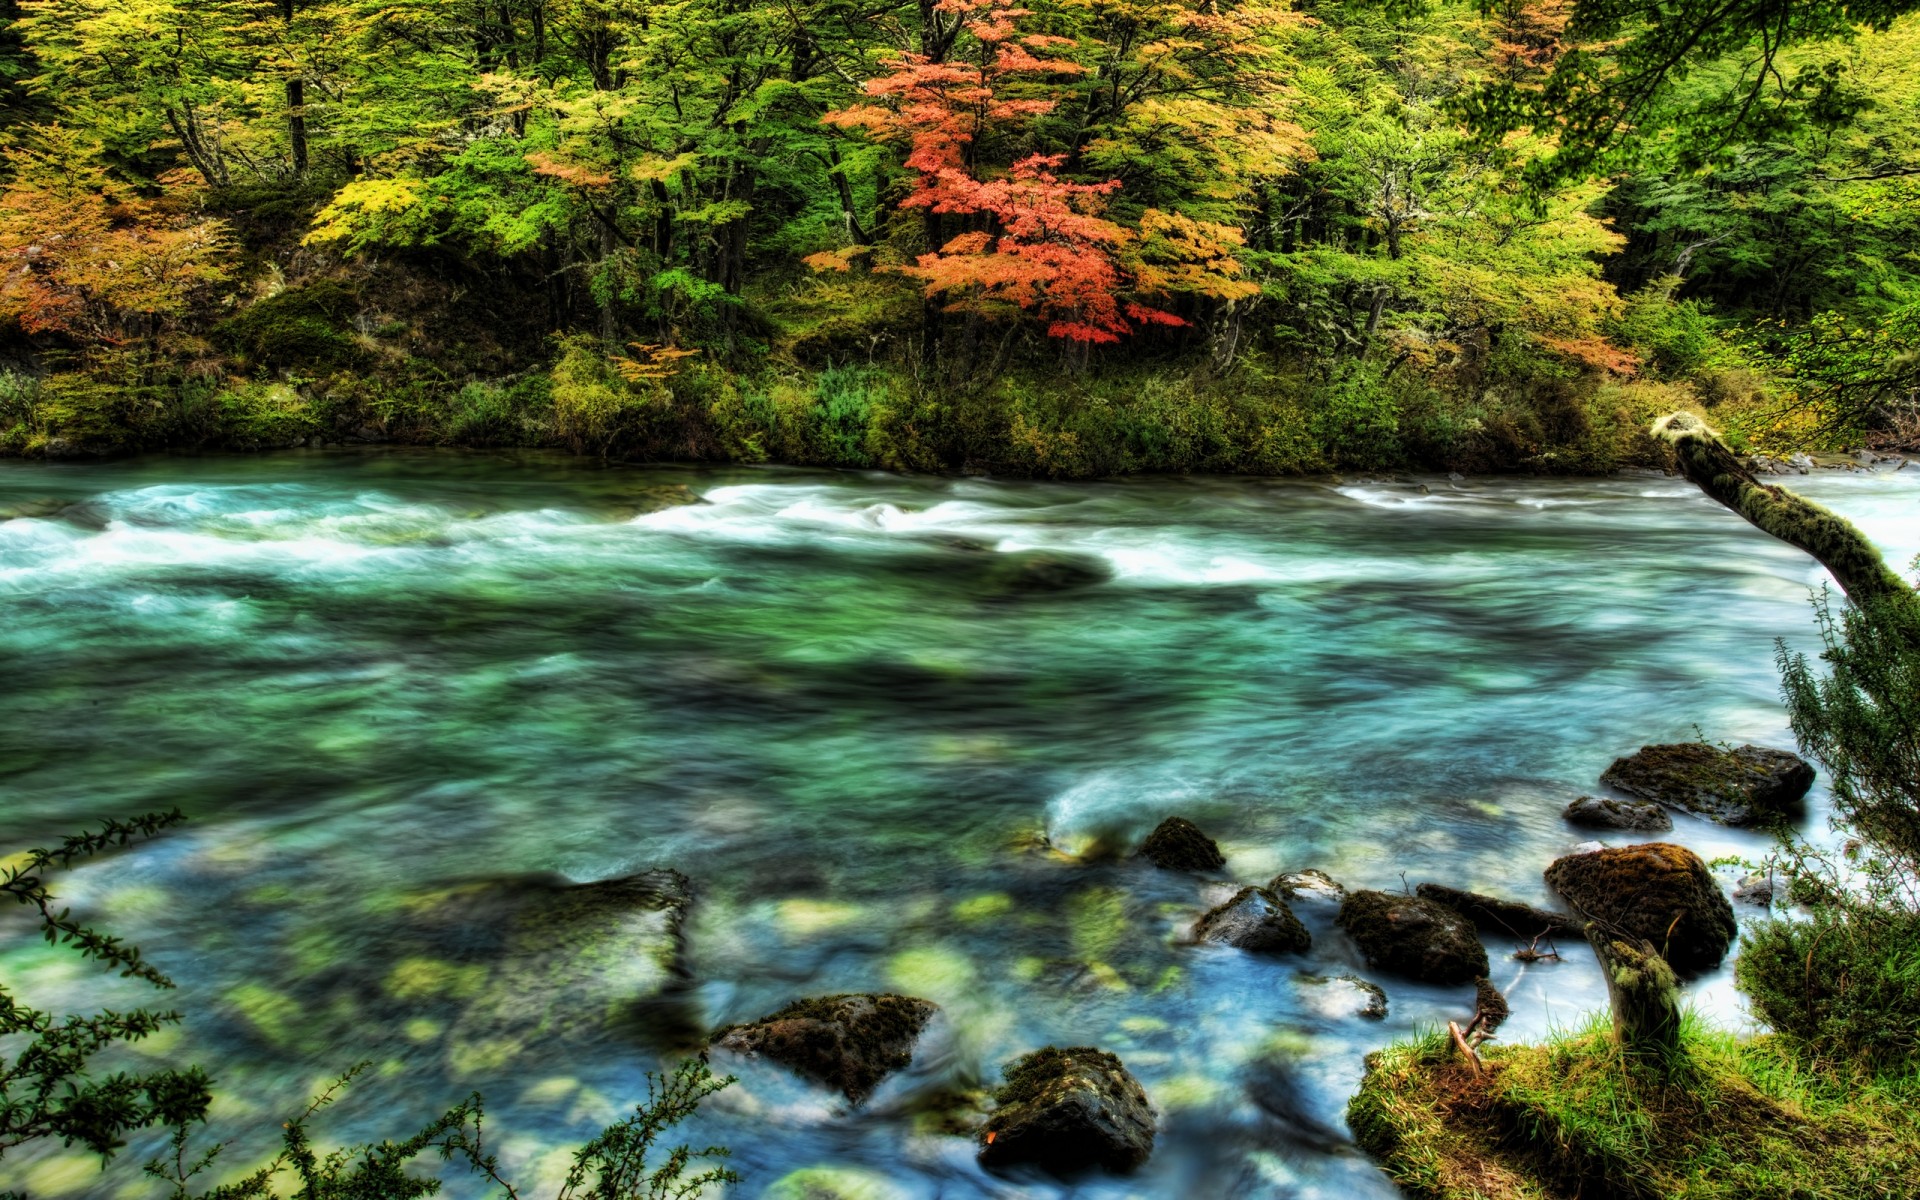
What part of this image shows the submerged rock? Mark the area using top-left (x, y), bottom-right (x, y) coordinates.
top-left (1544, 842), bottom-right (1737, 973)
top-left (1733, 873), bottom-right (1777, 906)
top-left (1336, 890), bottom-right (1489, 985)
top-left (983, 550), bottom-right (1112, 594)
top-left (1193, 886), bottom-right (1310, 955)
top-left (712, 992), bottom-right (938, 1103)
top-left (1414, 883), bottom-right (1580, 939)
top-left (1300, 973), bottom-right (1388, 1020)
top-left (1564, 794), bottom-right (1672, 831)
top-left (979, 1046), bottom-right (1155, 1176)
top-left (1136, 817), bottom-right (1225, 873)
top-left (1600, 742), bottom-right (1813, 826)
top-left (1269, 868), bottom-right (1345, 905)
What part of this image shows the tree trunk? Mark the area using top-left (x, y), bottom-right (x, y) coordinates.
top-left (283, 0), bottom-right (307, 176)
top-left (1589, 930), bottom-right (1683, 1063)
top-left (1655, 413), bottom-right (1917, 615)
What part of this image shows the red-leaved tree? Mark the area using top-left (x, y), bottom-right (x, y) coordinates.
top-left (819, 0), bottom-right (1249, 345)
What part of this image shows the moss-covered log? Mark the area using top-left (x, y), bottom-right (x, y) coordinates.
top-left (1654, 413), bottom-right (1917, 617)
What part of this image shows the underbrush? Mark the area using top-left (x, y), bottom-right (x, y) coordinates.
top-left (1349, 1016), bottom-right (1920, 1200)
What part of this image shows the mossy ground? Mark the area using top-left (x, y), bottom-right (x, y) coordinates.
top-left (1348, 1016), bottom-right (1920, 1200)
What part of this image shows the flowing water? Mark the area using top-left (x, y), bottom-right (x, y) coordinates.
top-left (3, 451), bottom-right (1917, 1199)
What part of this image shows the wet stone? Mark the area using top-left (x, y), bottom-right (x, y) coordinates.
top-left (979, 1046), bottom-right (1155, 1177)
top-left (1193, 886), bottom-right (1310, 955)
top-left (712, 992), bottom-right (937, 1103)
top-left (1564, 794), bottom-right (1672, 831)
top-left (1600, 742), bottom-right (1814, 826)
top-left (1137, 817), bottom-right (1225, 873)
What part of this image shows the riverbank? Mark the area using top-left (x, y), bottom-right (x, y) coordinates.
top-left (1349, 1019), bottom-right (1920, 1200)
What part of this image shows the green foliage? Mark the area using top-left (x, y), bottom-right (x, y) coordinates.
top-left (550, 335), bottom-right (660, 456)
top-left (214, 283), bottom-right (363, 375)
top-left (1739, 904), bottom-right (1920, 1078)
top-left (1312, 361), bottom-right (1403, 469)
top-left (1, 811), bottom-right (212, 1181)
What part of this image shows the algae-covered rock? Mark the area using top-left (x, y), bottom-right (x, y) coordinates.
top-left (1544, 842), bottom-right (1737, 973)
top-left (1414, 883), bottom-right (1580, 939)
top-left (1193, 886), bottom-right (1310, 955)
top-left (763, 1166), bottom-right (910, 1200)
top-left (1269, 868), bottom-right (1345, 905)
top-left (979, 1046), bottom-right (1155, 1176)
top-left (712, 993), bottom-right (937, 1103)
top-left (1336, 890), bottom-right (1489, 985)
top-left (1136, 817), bottom-right (1225, 872)
top-left (405, 869), bottom-right (695, 1068)
top-left (1600, 742), bottom-right (1814, 826)
top-left (1564, 794), bottom-right (1673, 831)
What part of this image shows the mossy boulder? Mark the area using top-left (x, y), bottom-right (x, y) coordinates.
top-left (1194, 886), bottom-right (1311, 955)
top-left (1336, 890), bottom-right (1489, 985)
top-left (1564, 793), bottom-right (1672, 831)
top-left (712, 993), bottom-right (937, 1103)
top-left (1136, 817), bottom-right (1225, 872)
top-left (1544, 843), bottom-right (1737, 973)
top-left (979, 1046), bottom-right (1155, 1177)
top-left (1600, 742), bottom-right (1814, 826)
top-left (1414, 883), bottom-right (1580, 939)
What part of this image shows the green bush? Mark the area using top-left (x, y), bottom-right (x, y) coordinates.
top-left (214, 381), bottom-right (323, 448)
top-left (1738, 905), bottom-right (1920, 1078)
top-left (550, 335), bottom-right (661, 455)
top-left (215, 282), bottom-right (365, 374)
top-left (1311, 360), bottom-right (1402, 469)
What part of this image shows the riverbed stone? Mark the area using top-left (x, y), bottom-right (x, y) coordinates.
top-left (1193, 886), bottom-right (1310, 955)
top-left (979, 1046), bottom-right (1155, 1176)
top-left (1544, 842), bottom-right (1738, 973)
top-left (1564, 794), bottom-right (1673, 831)
top-left (1269, 868), bottom-right (1345, 905)
top-left (712, 992), bottom-right (938, 1103)
top-left (1600, 742), bottom-right (1814, 826)
top-left (1336, 890), bottom-right (1489, 985)
top-left (1414, 883), bottom-right (1580, 939)
top-left (1733, 872), bottom-right (1777, 906)
top-left (1137, 817), bottom-right (1225, 872)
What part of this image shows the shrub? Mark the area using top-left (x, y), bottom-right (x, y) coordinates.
top-left (214, 282), bottom-right (364, 374)
top-left (1738, 904), bottom-right (1920, 1078)
top-left (550, 335), bottom-right (661, 456)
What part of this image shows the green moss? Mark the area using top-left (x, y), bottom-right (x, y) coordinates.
top-left (215, 282), bottom-right (365, 374)
top-left (1351, 1019), bottom-right (1920, 1200)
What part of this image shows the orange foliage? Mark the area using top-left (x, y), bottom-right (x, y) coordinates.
top-left (822, 0), bottom-right (1254, 344)
top-left (0, 135), bottom-right (231, 345)
top-left (1541, 334), bottom-right (1640, 376)
top-left (1484, 0), bottom-right (1574, 84)
top-left (524, 152), bottom-right (615, 188)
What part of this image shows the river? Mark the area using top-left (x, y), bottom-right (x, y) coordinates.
top-left (2, 451), bottom-right (1917, 1199)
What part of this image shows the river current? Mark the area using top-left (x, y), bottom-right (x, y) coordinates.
top-left (3, 451), bottom-right (1917, 1199)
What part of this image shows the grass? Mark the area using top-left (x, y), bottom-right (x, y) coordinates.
top-left (1348, 1013), bottom-right (1920, 1200)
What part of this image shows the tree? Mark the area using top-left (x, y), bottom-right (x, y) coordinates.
top-left (822, 0), bottom-right (1255, 352)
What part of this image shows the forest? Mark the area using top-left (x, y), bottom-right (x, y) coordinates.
top-left (0, 0), bottom-right (1914, 471)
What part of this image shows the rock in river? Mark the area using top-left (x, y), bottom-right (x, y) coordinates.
top-left (1194, 886), bottom-right (1311, 954)
top-left (713, 992), bottom-right (938, 1103)
top-left (979, 1046), bottom-right (1155, 1176)
top-left (1564, 794), bottom-right (1672, 831)
top-left (1137, 817), bottom-right (1225, 872)
top-left (1414, 882), bottom-right (1580, 939)
top-left (1269, 868), bottom-right (1345, 905)
top-left (1336, 890), bottom-right (1489, 985)
top-left (983, 550), bottom-right (1112, 594)
top-left (1544, 842), bottom-right (1737, 973)
top-left (1600, 742), bottom-right (1813, 826)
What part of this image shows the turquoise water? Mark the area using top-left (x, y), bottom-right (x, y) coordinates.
top-left (2, 451), bottom-right (1917, 1198)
